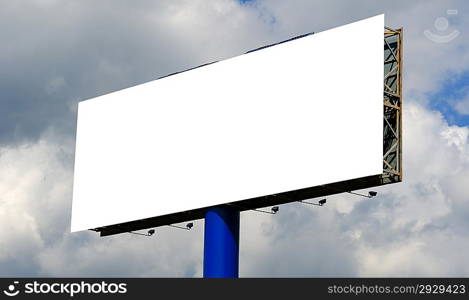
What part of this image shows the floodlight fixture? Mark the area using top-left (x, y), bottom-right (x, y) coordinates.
top-left (299, 198), bottom-right (327, 206)
top-left (128, 229), bottom-right (155, 237)
top-left (227, 203), bottom-right (279, 215)
top-left (168, 223), bottom-right (194, 230)
top-left (347, 190), bottom-right (378, 198)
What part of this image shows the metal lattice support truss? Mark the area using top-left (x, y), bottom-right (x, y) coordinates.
top-left (382, 26), bottom-right (403, 183)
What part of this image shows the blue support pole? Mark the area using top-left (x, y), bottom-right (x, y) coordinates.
top-left (203, 206), bottom-right (240, 278)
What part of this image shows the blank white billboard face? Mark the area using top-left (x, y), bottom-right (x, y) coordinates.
top-left (71, 15), bottom-right (384, 232)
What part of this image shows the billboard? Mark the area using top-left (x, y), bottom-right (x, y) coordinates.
top-left (72, 15), bottom-right (395, 235)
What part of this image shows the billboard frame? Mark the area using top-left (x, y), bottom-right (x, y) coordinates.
top-left (93, 26), bottom-right (403, 237)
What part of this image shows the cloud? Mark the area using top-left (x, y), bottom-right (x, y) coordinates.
top-left (1, 101), bottom-right (467, 277)
top-left (239, 102), bottom-right (469, 277)
top-left (454, 92), bottom-right (469, 115)
top-left (1, 0), bottom-right (469, 277)
top-left (255, 0), bottom-right (469, 97)
top-left (0, 129), bottom-right (205, 277)
top-left (352, 103), bottom-right (469, 276)
top-left (0, 0), bottom-right (275, 146)
top-left (0, 130), bottom-right (72, 275)
top-left (1, 0), bottom-right (468, 145)
top-left (239, 1), bottom-right (469, 275)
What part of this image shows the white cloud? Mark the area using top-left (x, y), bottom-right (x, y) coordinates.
top-left (1, 77), bottom-right (469, 278)
top-left (255, 0), bottom-right (469, 97)
top-left (0, 130), bottom-right (72, 275)
top-left (352, 103), bottom-right (469, 276)
top-left (1, 0), bottom-right (469, 277)
top-left (0, 132), bottom-right (205, 276)
top-left (238, 102), bottom-right (469, 277)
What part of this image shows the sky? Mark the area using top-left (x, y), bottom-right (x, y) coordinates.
top-left (1, 0), bottom-right (469, 277)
